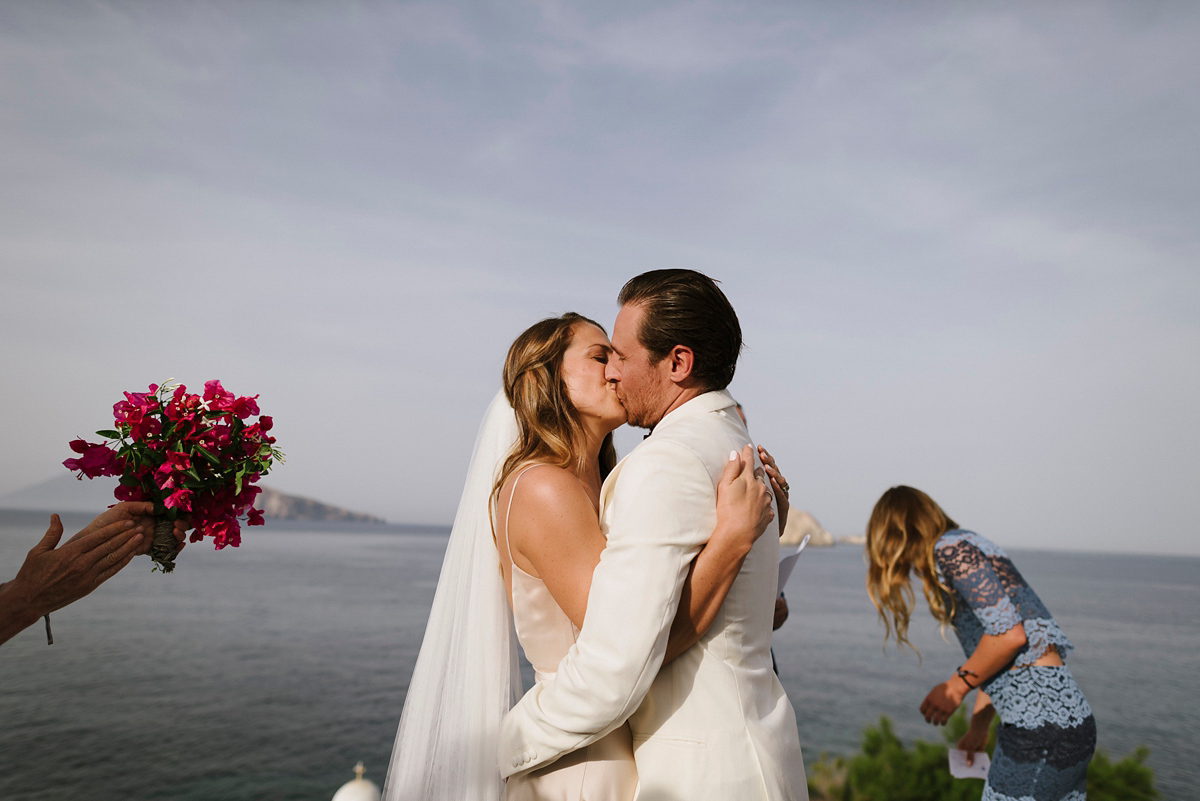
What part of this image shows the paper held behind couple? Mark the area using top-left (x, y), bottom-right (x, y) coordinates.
top-left (948, 748), bottom-right (991, 780)
top-left (777, 533), bottom-right (810, 591)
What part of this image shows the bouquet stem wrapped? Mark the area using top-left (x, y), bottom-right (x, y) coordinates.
top-left (151, 517), bottom-right (181, 572)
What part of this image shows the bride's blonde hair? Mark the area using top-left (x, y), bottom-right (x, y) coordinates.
top-left (865, 485), bottom-right (959, 653)
top-left (491, 313), bottom-right (617, 520)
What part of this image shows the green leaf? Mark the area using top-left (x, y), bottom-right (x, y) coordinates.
top-left (195, 445), bottom-right (222, 466)
top-left (95, 429), bottom-right (121, 439)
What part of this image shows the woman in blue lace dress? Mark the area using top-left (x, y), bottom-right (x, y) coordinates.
top-left (865, 486), bottom-right (1095, 801)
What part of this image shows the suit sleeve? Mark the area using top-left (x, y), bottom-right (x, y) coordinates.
top-left (498, 441), bottom-right (715, 776)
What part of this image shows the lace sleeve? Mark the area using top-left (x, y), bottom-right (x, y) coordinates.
top-left (935, 536), bottom-right (1023, 637)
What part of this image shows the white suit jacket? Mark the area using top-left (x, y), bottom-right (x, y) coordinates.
top-left (499, 390), bottom-right (808, 801)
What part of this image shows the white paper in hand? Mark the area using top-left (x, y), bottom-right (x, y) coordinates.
top-left (777, 534), bottom-right (810, 592)
top-left (947, 749), bottom-right (990, 780)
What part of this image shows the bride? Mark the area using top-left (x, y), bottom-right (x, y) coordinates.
top-left (382, 312), bottom-right (784, 801)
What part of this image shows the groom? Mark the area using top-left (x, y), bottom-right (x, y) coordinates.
top-left (499, 270), bottom-right (808, 800)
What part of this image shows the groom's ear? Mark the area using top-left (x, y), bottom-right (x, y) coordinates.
top-left (666, 345), bottom-right (695, 385)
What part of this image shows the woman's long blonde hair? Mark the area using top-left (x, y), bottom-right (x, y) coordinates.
top-left (865, 485), bottom-right (959, 653)
top-left (491, 313), bottom-right (617, 522)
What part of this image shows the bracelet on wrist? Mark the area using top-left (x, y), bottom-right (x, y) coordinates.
top-left (955, 666), bottom-right (979, 690)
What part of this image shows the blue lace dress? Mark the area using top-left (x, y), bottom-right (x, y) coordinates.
top-left (935, 530), bottom-right (1096, 801)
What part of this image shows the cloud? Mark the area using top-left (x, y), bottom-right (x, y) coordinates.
top-left (0, 0), bottom-right (1197, 554)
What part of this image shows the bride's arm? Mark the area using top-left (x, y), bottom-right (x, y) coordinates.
top-left (665, 445), bottom-right (775, 662)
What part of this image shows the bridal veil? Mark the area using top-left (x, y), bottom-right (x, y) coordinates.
top-left (382, 390), bottom-right (521, 801)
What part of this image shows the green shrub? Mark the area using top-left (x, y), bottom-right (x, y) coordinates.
top-left (839, 711), bottom-right (984, 801)
top-left (806, 708), bottom-right (1159, 801)
top-left (1087, 746), bottom-right (1159, 801)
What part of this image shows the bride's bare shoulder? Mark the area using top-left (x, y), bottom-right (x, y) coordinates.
top-left (504, 463), bottom-right (586, 510)
top-left (503, 463), bottom-right (598, 547)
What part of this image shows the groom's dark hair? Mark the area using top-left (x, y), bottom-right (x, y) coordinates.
top-left (618, 269), bottom-right (743, 391)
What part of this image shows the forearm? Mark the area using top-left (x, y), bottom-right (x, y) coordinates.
top-left (665, 525), bottom-right (752, 662)
top-left (970, 690), bottom-right (995, 728)
top-left (958, 629), bottom-right (1026, 689)
top-left (924, 628), bottom-right (1025, 723)
top-left (0, 579), bottom-right (43, 646)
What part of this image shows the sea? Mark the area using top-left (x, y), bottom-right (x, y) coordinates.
top-left (1, 508), bottom-right (1196, 801)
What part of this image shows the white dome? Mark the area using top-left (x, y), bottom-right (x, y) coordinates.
top-left (332, 762), bottom-right (381, 801)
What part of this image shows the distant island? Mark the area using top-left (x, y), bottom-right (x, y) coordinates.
top-left (780, 510), bottom-right (864, 548)
top-left (256, 486), bottom-right (385, 524)
top-left (781, 510), bottom-right (835, 547)
top-left (0, 473), bottom-right (385, 524)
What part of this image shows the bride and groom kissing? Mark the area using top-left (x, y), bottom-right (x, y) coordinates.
top-left (385, 270), bottom-right (808, 801)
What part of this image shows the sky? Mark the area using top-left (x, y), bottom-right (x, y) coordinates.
top-left (1, 1), bottom-right (1197, 555)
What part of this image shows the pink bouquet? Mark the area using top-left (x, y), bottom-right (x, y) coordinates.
top-left (64, 380), bottom-right (284, 572)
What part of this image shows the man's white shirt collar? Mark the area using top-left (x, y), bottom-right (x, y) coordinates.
top-left (647, 389), bottom-right (738, 438)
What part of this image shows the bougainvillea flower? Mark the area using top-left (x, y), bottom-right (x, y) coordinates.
top-left (154, 464), bottom-right (178, 490)
top-left (231, 395), bottom-right (260, 419)
top-left (114, 483), bottom-right (149, 502)
top-left (203, 380), bottom-right (235, 410)
top-left (153, 451), bottom-right (192, 490)
top-left (210, 424), bottom-right (233, 447)
top-left (113, 401), bottom-right (143, 426)
top-left (164, 488), bottom-right (194, 511)
top-left (164, 451), bottom-right (192, 471)
top-left (164, 384), bottom-right (203, 422)
top-left (127, 412), bottom-right (163, 441)
top-left (114, 386), bottom-right (160, 425)
top-left (242, 421), bottom-right (276, 446)
top-left (63, 440), bottom-right (124, 478)
top-left (207, 517), bottom-right (241, 549)
top-left (247, 508), bottom-right (265, 526)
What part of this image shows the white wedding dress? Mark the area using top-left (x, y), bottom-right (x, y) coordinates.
top-left (381, 392), bottom-right (636, 801)
top-left (498, 467), bottom-right (638, 801)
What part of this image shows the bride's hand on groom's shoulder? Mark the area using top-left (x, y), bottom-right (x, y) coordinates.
top-left (713, 445), bottom-right (774, 556)
top-left (757, 445), bottom-right (790, 532)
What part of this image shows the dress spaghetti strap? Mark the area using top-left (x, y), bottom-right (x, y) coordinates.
top-left (502, 463), bottom-right (545, 566)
